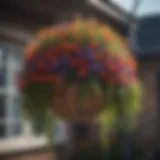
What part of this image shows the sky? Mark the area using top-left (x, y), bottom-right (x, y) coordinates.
top-left (112, 0), bottom-right (160, 16)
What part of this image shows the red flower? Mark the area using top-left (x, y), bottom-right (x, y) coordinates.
top-left (36, 61), bottom-right (48, 71)
top-left (104, 62), bottom-right (116, 72)
top-left (29, 72), bottom-right (62, 84)
top-left (79, 68), bottom-right (88, 78)
top-left (30, 72), bottom-right (41, 81)
top-left (75, 59), bottom-right (88, 70)
top-left (100, 72), bottom-right (106, 80)
top-left (128, 57), bottom-right (136, 69)
top-left (44, 52), bottom-right (53, 59)
top-left (69, 58), bottom-right (78, 67)
top-left (43, 47), bottom-right (58, 58)
top-left (51, 75), bottom-right (62, 83)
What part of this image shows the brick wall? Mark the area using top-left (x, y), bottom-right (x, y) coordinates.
top-left (134, 62), bottom-right (159, 159)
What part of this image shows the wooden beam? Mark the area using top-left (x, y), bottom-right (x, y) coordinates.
top-left (0, 0), bottom-right (76, 19)
top-left (0, 2), bottom-right (53, 25)
top-left (0, 22), bottom-right (35, 43)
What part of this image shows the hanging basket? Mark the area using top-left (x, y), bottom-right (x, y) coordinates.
top-left (19, 19), bottom-right (138, 122)
top-left (51, 83), bottom-right (105, 122)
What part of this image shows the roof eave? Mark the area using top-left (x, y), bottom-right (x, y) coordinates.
top-left (87, 0), bottom-right (131, 25)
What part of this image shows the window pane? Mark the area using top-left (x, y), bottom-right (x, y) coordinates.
top-left (9, 54), bottom-right (22, 90)
top-left (0, 95), bottom-right (6, 119)
top-left (10, 69), bottom-right (19, 90)
top-left (0, 48), bottom-right (8, 65)
top-left (0, 123), bottom-right (6, 138)
top-left (0, 67), bottom-right (7, 87)
top-left (10, 122), bottom-right (22, 136)
top-left (12, 52), bottom-right (22, 65)
top-left (11, 95), bottom-right (22, 119)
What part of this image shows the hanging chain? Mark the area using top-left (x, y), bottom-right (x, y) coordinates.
top-left (129, 0), bottom-right (143, 25)
top-left (131, 0), bottom-right (143, 16)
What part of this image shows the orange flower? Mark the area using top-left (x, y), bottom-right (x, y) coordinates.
top-left (103, 32), bottom-right (114, 41)
top-left (24, 41), bottom-right (39, 57)
top-left (128, 57), bottom-right (136, 68)
top-left (90, 42), bottom-right (96, 49)
top-left (70, 24), bottom-right (77, 33)
top-left (37, 28), bottom-right (55, 39)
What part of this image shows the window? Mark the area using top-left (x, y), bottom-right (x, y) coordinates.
top-left (0, 46), bottom-right (23, 139)
top-left (0, 67), bottom-right (6, 87)
top-left (0, 94), bottom-right (6, 120)
top-left (0, 44), bottom-right (47, 154)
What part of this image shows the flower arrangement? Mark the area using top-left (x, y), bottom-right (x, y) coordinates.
top-left (19, 19), bottom-right (141, 124)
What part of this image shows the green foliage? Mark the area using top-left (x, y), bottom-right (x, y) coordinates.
top-left (22, 83), bottom-right (57, 145)
top-left (99, 82), bottom-right (142, 149)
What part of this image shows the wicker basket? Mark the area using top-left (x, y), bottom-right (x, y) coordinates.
top-left (51, 84), bottom-right (104, 122)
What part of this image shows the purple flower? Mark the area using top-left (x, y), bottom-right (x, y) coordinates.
top-left (49, 62), bottom-right (59, 71)
top-left (89, 63), bottom-right (106, 73)
top-left (58, 56), bottom-right (70, 66)
top-left (82, 48), bottom-right (94, 60)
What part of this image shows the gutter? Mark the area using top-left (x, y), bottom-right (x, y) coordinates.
top-left (87, 0), bottom-right (129, 24)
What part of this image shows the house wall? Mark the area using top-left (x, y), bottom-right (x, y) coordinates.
top-left (0, 2), bottom-right (158, 159)
top-left (134, 61), bottom-right (160, 159)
